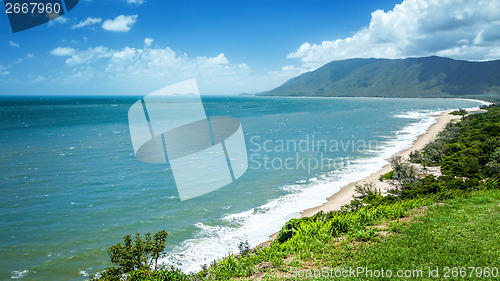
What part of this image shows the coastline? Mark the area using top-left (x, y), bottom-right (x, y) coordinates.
top-left (269, 101), bottom-right (493, 229)
top-left (267, 110), bottom-right (461, 240)
top-left (268, 109), bottom-right (467, 241)
top-left (299, 110), bottom-right (459, 217)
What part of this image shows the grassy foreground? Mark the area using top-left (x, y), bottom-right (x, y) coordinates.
top-left (190, 190), bottom-right (499, 281)
top-left (92, 105), bottom-right (500, 280)
top-left (336, 190), bottom-right (500, 280)
top-left (245, 189), bottom-right (499, 280)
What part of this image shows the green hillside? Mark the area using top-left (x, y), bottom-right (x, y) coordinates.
top-left (260, 56), bottom-right (500, 102)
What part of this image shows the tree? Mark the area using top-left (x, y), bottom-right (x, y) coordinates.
top-left (354, 182), bottom-right (380, 199)
top-left (458, 108), bottom-right (468, 120)
top-left (451, 108), bottom-right (468, 120)
top-left (389, 156), bottom-right (417, 193)
top-left (91, 230), bottom-right (169, 280)
top-left (238, 241), bottom-right (251, 256)
top-left (109, 230), bottom-right (168, 272)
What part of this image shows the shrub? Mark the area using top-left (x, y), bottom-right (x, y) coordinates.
top-left (354, 182), bottom-right (380, 199)
top-left (388, 156), bottom-right (417, 194)
top-left (129, 267), bottom-right (189, 281)
top-left (90, 230), bottom-right (172, 280)
top-left (450, 108), bottom-right (467, 116)
top-left (276, 218), bottom-right (301, 243)
top-left (238, 241), bottom-right (251, 256)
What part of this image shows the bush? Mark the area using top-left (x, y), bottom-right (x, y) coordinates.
top-left (129, 268), bottom-right (189, 281)
top-left (388, 156), bottom-right (417, 194)
top-left (379, 170), bottom-right (394, 181)
top-left (450, 108), bottom-right (467, 116)
top-left (238, 241), bottom-right (251, 256)
top-left (90, 230), bottom-right (175, 280)
top-left (354, 182), bottom-right (380, 199)
top-left (276, 218), bottom-right (301, 243)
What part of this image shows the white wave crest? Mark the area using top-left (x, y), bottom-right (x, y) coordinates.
top-left (160, 110), bottom-right (439, 273)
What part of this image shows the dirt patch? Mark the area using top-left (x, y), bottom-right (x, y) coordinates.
top-left (372, 222), bottom-right (388, 230)
top-left (254, 262), bottom-right (274, 271)
top-left (378, 230), bottom-right (390, 237)
top-left (370, 203), bottom-right (447, 237)
top-left (238, 203), bottom-right (448, 280)
top-left (240, 262), bottom-right (274, 281)
top-left (300, 260), bottom-right (316, 270)
top-left (411, 163), bottom-right (442, 178)
top-left (245, 261), bottom-right (292, 280)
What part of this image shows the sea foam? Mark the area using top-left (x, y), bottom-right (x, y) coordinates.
top-left (160, 110), bottom-right (440, 273)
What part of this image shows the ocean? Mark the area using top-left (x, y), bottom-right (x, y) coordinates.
top-left (0, 96), bottom-right (483, 280)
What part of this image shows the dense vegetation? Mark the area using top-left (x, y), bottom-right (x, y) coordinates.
top-left (89, 231), bottom-right (188, 281)
top-left (91, 105), bottom-right (500, 280)
top-left (259, 57), bottom-right (500, 102)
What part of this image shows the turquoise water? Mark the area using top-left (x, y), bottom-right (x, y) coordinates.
top-left (0, 96), bottom-right (483, 280)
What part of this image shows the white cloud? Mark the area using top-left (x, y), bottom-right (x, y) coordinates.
top-left (102, 15), bottom-right (138, 32)
top-left (15, 53), bottom-right (36, 64)
top-left (288, 0), bottom-right (500, 68)
top-left (49, 42), bottom-right (299, 94)
top-left (32, 75), bottom-right (47, 83)
top-left (48, 16), bottom-right (68, 26)
top-left (144, 38), bottom-right (154, 47)
top-left (125, 0), bottom-right (144, 5)
top-left (268, 65), bottom-right (308, 79)
top-left (0, 62), bottom-right (11, 77)
top-left (65, 46), bottom-right (114, 65)
top-left (73, 17), bottom-right (102, 29)
top-left (50, 47), bottom-right (76, 56)
top-left (111, 47), bottom-right (137, 61)
top-left (9, 40), bottom-right (20, 47)
top-left (0, 63), bottom-right (10, 76)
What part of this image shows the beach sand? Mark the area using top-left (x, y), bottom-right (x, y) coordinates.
top-left (300, 110), bottom-right (460, 217)
top-left (268, 105), bottom-right (492, 240)
top-left (267, 110), bottom-right (463, 240)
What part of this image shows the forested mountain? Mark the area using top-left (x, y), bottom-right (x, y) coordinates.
top-left (260, 56), bottom-right (500, 102)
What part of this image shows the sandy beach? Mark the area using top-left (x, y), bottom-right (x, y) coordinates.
top-left (299, 110), bottom-right (467, 217)
top-left (299, 110), bottom-right (460, 217)
top-left (299, 100), bottom-right (493, 217)
top-left (266, 110), bottom-right (464, 241)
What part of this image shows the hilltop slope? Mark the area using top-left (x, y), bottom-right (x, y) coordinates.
top-left (260, 56), bottom-right (500, 101)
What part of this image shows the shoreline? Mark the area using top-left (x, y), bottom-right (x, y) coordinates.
top-left (269, 109), bottom-right (467, 240)
top-left (299, 110), bottom-right (460, 218)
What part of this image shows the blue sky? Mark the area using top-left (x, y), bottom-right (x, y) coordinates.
top-left (1, 0), bottom-right (500, 95)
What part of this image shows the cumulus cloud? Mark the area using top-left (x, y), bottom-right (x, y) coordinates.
top-left (102, 15), bottom-right (138, 32)
top-left (45, 40), bottom-right (299, 94)
top-left (73, 17), bottom-right (102, 29)
top-left (32, 75), bottom-right (46, 83)
top-left (48, 16), bottom-right (68, 26)
top-left (65, 46), bottom-right (114, 65)
top-left (9, 40), bottom-right (19, 47)
top-left (125, 0), bottom-right (144, 5)
top-left (144, 38), bottom-right (154, 47)
top-left (50, 47), bottom-right (76, 56)
top-left (65, 45), bottom-right (239, 78)
top-left (268, 65), bottom-right (307, 79)
top-left (288, 0), bottom-right (500, 68)
top-left (0, 63), bottom-right (9, 76)
top-left (15, 53), bottom-right (35, 64)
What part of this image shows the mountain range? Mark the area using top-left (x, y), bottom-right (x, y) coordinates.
top-left (259, 56), bottom-right (500, 102)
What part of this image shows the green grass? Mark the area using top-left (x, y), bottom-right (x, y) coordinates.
top-left (337, 190), bottom-right (500, 280)
top-left (231, 190), bottom-right (499, 280)
top-left (92, 106), bottom-right (500, 280)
